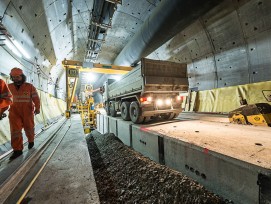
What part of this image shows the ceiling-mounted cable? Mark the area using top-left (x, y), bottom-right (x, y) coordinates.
top-left (84, 0), bottom-right (121, 62)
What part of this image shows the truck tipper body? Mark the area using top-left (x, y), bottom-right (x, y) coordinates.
top-left (103, 58), bottom-right (188, 123)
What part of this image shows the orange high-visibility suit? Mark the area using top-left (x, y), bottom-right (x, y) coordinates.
top-left (8, 83), bottom-right (40, 151)
top-left (0, 79), bottom-right (13, 114)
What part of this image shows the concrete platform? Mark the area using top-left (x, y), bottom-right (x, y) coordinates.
top-left (25, 114), bottom-right (100, 203)
top-left (4, 114), bottom-right (100, 203)
top-left (97, 113), bottom-right (271, 204)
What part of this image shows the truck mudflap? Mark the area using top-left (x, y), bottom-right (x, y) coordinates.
top-left (141, 108), bottom-right (182, 117)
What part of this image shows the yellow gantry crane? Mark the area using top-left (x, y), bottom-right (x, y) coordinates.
top-left (62, 59), bottom-right (132, 133)
top-left (76, 85), bottom-right (96, 133)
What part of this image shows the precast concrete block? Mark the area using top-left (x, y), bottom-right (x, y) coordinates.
top-left (131, 126), bottom-right (159, 163)
top-left (96, 114), bottom-right (101, 133)
top-left (108, 117), bottom-right (118, 136)
top-left (103, 115), bottom-right (109, 134)
top-left (117, 120), bottom-right (133, 146)
top-left (163, 137), bottom-right (266, 204)
top-left (99, 114), bottom-right (105, 134)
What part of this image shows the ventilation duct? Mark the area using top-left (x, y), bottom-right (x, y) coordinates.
top-left (114, 0), bottom-right (224, 66)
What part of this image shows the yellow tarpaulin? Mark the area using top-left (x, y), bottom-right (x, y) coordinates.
top-left (191, 81), bottom-right (271, 113)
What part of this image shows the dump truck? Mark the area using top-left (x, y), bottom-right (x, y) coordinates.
top-left (102, 58), bottom-right (188, 123)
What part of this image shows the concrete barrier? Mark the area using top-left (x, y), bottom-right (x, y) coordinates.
top-left (163, 137), bottom-right (269, 204)
top-left (99, 114), bottom-right (104, 134)
top-left (117, 120), bottom-right (133, 146)
top-left (103, 115), bottom-right (109, 134)
top-left (108, 117), bottom-right (118, 136)
top-left (96, 114), bottom-right (101, 133)
top-left (131, 126), bottom-right (160, 163)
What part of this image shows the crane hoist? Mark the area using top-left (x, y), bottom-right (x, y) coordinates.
top-left (77, 85), bottom-right (96, 134)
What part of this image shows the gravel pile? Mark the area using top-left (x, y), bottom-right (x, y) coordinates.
top-left (86, 131), bottom-right (226, 204)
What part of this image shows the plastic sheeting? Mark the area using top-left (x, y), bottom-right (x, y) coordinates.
top-left (188, 81), bottom-right (271, 113)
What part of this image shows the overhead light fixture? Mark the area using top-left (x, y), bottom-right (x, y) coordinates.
top-left (1, 22), bottom-right (31, 59)
top-left (4, 38), bottom-right (31, 59)
top-left (5, 39), bottom-right (22, 58)
top-left (13, 40), bottom-right (31, 59)
top-left (83, 73), bottom-right (97, 83)
top-left (69, 78), bottom-right (75, 83)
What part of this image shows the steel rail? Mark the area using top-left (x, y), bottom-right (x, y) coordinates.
top-left (0, 118), bottom-right (68, 203)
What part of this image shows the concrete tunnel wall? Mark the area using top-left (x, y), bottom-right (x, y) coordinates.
top-left (0, 78), bottom-right (66, 156)
top-left (146, 0), bottom-right (271, 92)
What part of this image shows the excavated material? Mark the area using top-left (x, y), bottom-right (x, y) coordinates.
top-left (86, 131), bottom-right (227, 203)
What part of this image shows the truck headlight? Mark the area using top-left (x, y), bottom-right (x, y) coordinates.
top-left (156, 99), bottom-right (163, 106)
top-left (165, 99), bottom-right (171, 105)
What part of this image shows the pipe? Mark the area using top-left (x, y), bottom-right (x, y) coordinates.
top-left (114, 0), bottom-right (224, 66)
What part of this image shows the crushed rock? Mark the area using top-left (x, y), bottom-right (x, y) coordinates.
top-left (86, 131), bottom-right (226, 204)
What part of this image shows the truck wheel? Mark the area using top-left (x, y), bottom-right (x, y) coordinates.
top-left (130, 102), bottom-right (144, 124)
top-left (121, 102), bottom-right (131, 121)
top-left (110, 103), bottom-right (117, 117)
top-left (168, 113), bottom-right (177, 120)
top-left (162, 113), bottom-right (176, 120)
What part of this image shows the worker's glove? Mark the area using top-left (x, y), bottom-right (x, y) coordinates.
top-left (0, 113), bottom-right (7, 120)
top-left (34, 110), bottom-right (40, 115)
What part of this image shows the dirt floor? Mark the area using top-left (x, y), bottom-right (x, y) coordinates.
top-left (86, 131), bottom-right (228, 204)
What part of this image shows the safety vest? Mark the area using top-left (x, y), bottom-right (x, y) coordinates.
top-left (0, 79), bottom-right (13, 108)
top-left (8, 82), bottom-right (40, 112)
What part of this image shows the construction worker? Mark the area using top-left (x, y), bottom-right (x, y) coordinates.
top-left (0, 78), bottom-right (13, 119)
top-left (8, 67), bottom-right (40, 160)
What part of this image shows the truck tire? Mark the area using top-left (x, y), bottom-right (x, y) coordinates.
top-left (129, 101), bottom-right (144, 124)
top-left (110, 103), bottom-right (117, 117)
top-left (162, 113), bottom-right (176, 120)
top-left (121, 102), bottom-right (131, 121)
top-left (169, 113), bottom-right (177, 120)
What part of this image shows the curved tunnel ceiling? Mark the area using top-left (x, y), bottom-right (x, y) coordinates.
top-left (0, 0), bottom-right (271, 100)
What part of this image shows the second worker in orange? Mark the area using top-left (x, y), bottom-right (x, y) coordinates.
top-left (8, 67), bottom-right (40, 160)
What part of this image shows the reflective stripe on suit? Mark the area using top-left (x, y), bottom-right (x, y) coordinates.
top-left (8, 83), bottom-right (40, 151)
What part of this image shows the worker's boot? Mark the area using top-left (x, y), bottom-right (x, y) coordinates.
top-left (28, 142), bottom-right (34, 149)
top-left (9, 150), bottom-right (23, 160)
